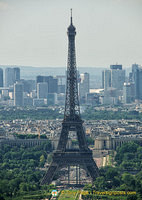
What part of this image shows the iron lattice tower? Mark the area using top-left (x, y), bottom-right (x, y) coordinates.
top-left (41, 10), bottom-right (99, 185)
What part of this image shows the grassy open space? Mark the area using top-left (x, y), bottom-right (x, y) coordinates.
top-left (58, 190), bottom-right (79, 200)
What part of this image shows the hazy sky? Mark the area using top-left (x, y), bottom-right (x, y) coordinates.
top-left (0, 0), bottom-right (142, 68)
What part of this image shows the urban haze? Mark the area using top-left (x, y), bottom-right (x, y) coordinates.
top-left (0, 0), bottom-right (142, 67)
top-left (0, 0), bottom-right (142, 199)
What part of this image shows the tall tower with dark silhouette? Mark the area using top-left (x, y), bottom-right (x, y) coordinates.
top-left (41, 10), bottom-right (99, 185)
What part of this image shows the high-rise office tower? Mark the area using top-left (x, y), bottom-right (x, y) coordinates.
top-left (37, 82), bottom-right (48, 99)
top-left (102, 70), bottom-right (104, 89)
top-left (110, 65), bottom-right (122, 70)
top-left (36, 75), bottom-right (58, 93)
top-left (0, 68), bottom-right (3, 87)
top-left (36, 75), bottom-right (46, 83)
top-left (123, 83), bottom-right (132, 104)
top-left (102, 65), bottom-right (125, 91)
top-left (56, 75), bottom-right (66, 94)
top-left (20, 79), bottom-right (36, 93)
top-left (48, 76), bottom-right (58, 93)
top-left (5, 68), bottom-right (14, 87)
top-left (131, 64), bottom-right (142, 100)
top-left (79, 72), bottom-right (90, 102)
top-left (47, 93), bottom-right (57, 105)
top-left (102, 65), bottom-right (125, 105)
top-left (5, 67), bottom-right (20, 87)
top-left (14, 82), bottom-right (23, 106)
top-left (110, 65), bottom-right (125, 90)
top-left (102, 70), bottom-right (111, 90)
top-left (14, 67), bottom-right (20, 81)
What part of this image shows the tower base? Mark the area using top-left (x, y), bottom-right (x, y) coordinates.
top-left (41, 149), bottom-right (99, 185)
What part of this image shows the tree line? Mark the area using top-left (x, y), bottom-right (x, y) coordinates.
top-left (84, 142), bottom-right (142, 200)
top-left (0, 142), bottom-right (53, 200)
top-left (0, 106), bottom-right (142, 120)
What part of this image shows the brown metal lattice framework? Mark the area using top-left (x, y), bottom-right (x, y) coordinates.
top-left (41, 10), bottom-right (99, 185)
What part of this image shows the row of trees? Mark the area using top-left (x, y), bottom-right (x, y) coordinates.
top-left (0, 106), bottom-right (142, 120)
top-left (82, 108), bottom-right (142, 120)
top-left (0, 107), bottom-right (63, 120)
top-left (13, 133), bottom-right (47, 139)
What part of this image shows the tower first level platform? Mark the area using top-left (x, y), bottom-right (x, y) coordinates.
top-left (41, 149), bottom-right (99, 185)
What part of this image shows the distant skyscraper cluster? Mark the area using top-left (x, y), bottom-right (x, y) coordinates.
top-left (101, 64), bottom-right (142, 105)
top-left (102, 65), bottom-right (125, 91)
top-left (0, 67), bottom-right (65, 107)
top-left (5, 67), bottom-right (20, 87)
top-left (102, 64), bottom-right (125, 104)
top-left (0, 63), bottom-right (142, 107)
top-left (0, 67), bottom-right (35, 107)
top-left (122, 64), bottom-right (142, 104)
top-left (36, 75), bottom-right (58, 94)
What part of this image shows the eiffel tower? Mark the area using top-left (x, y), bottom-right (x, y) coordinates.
top-left (41, 10), bottom-right (99, 185)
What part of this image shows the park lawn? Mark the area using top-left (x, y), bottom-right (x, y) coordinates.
top-left (58, 190), bottom-right (79, 200)
top-left (6, 191), bottom-right (52, 200)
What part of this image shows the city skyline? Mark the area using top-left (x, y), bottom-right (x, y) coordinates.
top-left (0, 0), bottom-right (142, 68)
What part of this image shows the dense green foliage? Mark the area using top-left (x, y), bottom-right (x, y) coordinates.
top-left (84, 142), bottom-right (142, 200)
top-left (115, 142), bottom-right (142, 170)
top-left (82, 107), bottom-right (141, 120)
top-left (1, 106), bottom-right (142, 120)
top-left (0, 107), bottom-right (63, 120)
top-left (13, 133), bottom-right (47, 139)
top-left (84, 168), bottom-right (142, 199)
top-left (0, 142), bottom-right (52, 200)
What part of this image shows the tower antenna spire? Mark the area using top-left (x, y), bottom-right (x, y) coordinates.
top-left (70, 8), bottom-right (73, 24)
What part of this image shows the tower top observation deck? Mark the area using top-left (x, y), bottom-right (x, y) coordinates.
top-left (67, 9), bottom-right (76, 35)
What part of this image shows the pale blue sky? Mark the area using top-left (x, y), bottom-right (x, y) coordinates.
top-left (0, 0), bottom-right (142, 68)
